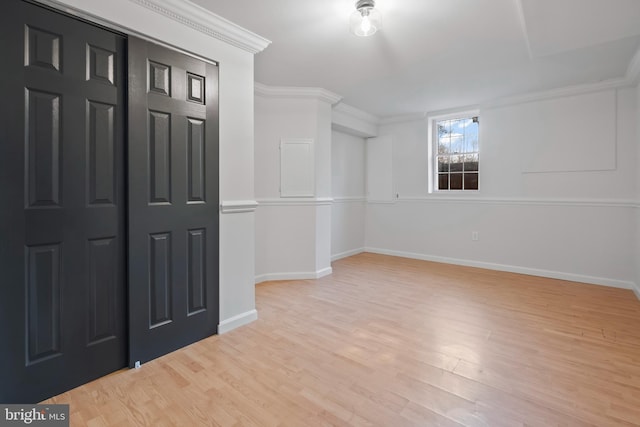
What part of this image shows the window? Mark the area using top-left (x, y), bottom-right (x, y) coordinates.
top-left (433, 115), bottom-right (479, 191)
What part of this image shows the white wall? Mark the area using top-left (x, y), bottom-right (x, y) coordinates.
top-left (254, 95), bottom-right (334, 281)
top-left (331, 130), bottom-right (366, 260)
top-left (50, 0), bottom-right (261, 331)
top-left (367, 87), bottom-right (638, 289)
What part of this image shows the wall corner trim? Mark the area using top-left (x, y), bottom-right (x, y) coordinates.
top-left (128, 0), bottom-right (271, 53)
top-left (255, 82), bottom-right (343, 105)
top-left (220, 200), bottom-right (259, 214)
top-left (218, 309), bottom-right (258, 333)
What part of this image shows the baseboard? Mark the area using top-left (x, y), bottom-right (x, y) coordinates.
top-left (633, 283), bottom-right (640, 300)
top-left (316, 266), bottom-right (333, 278)
top-left (331, 248), bottom-right (365, 262)
top-left (218, 309), bottom-right (258, 334)
top-left (364, 247), bottom-right (635, 290)
top-left (255, 267), bottom-right (333, 284)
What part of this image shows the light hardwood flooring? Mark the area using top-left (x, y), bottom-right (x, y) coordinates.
top-left (45, 253), bottom-right (640, 426)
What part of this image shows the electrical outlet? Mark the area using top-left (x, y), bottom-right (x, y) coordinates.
top-left (472, 231), bottom-right (479, 241)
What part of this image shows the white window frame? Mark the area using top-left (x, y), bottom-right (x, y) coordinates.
top-left (427, 110), bottom-right (480, 193)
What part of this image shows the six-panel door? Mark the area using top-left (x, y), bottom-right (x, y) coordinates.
top-left (128, 37), bottom-right (219, 367)
top-left (0, 2), bottom-right (220, 403)
top-left (0, 0), bottom-right (127, 403)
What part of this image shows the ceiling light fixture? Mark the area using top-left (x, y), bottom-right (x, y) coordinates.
top-left (350, 0), bottom-right (382, 37)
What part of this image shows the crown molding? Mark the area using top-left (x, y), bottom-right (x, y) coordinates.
top-left (380, 113), bottom-right (428, 126)
top-left (333, 103), bottom-right (380, 126)
top-left (331, 102), bottom-right (380, 138)
top-left (378, 62), bottom-right (640, 122)
top-left (128, 0), bottom-right (271, 54)
top-left (255, 83), bottom-right (343, 105)
top-left (378, 76), bottom-right (634, 123)
top-left (483, 78), bottom-right (631, 109)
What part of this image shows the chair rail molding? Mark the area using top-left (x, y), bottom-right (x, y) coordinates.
top-left (395, 196), bottom-right (637, 209)
top-left (220, 200), bottom-right (259, 214)
top-left (256, 197), bottom-right (334, 207)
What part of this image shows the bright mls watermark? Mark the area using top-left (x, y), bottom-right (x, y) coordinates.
top-left (0, 405), bottom-right (69, 426)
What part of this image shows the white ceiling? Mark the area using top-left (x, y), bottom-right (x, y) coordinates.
top-left (191, 0), bottom-right (640, 118)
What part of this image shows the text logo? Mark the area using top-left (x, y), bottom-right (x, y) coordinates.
top-left (0, 405), bottom-right (69, 427)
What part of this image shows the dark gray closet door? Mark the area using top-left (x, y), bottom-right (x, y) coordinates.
top-left (128, 37), bottom-right (219, 366)
top-left (0, 0), bottom-right (127, 403)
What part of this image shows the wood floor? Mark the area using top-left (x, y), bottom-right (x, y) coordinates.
top-left (44, 253), bottom-right (640, 426)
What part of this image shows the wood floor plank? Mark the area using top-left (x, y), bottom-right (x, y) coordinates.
top-left (43, 253), bottom-right (640, 426)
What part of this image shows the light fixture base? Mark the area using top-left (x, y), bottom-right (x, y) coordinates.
top-left (356, 0), bottom-right (375, 11)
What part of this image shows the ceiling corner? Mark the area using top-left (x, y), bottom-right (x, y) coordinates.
top-left (626, 47), bottom-right (640, 84)
top-left (514, 0), bottom-right (534, 60)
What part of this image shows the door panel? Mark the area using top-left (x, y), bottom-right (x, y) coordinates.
top-left (0, 0), bottom-right (126, 403)
top-left (128, 37), bottom-right (219, 366)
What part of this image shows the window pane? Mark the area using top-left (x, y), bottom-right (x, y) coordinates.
top-left (434, 115), bottom-right (479, 192)
top-left (438, 140), bottom-right (449, 155)
top-left (465, 120), bottom-right (479, 153)
top-left (451, 119), bottom-right (466, 136)
top-left (450, 134), bottom-right (463, 154)
top-left (464, 154), bottom-right (479, 172)
top-left (464, 173), bottom-right (478, 190)
top-left (450, 155), bottom-right (463, 172)
top-left (450, 173), bottom-right (463, 190)
top-left (437, 120), bottom-right (451, 143)
top-left (438, 174), bottom-right (449, 190)
top-left (453, 119), bottom-right (468, 154)
top-left (438, 157), bottom-right (449, 173)
top-left (444, 120), bottom-right (452, 136)
top-left (470, 136), bottom-right (479, 153)
top-left (438, 120), bottom-right (451, 154)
